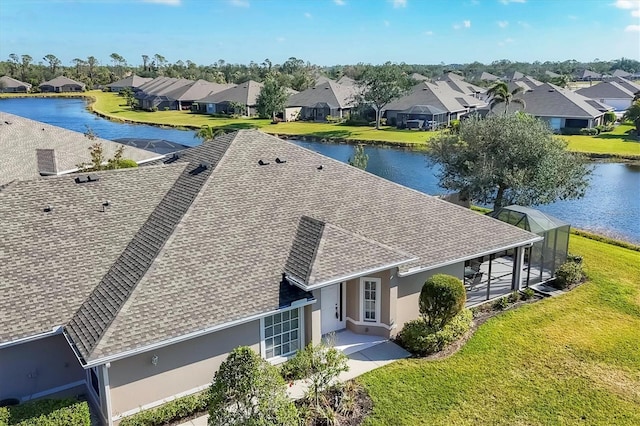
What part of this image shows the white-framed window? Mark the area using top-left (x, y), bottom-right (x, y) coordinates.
top-left (261, 307), bottom-right (302, 362)
top-left (360, 277), bottom-right (381, 323)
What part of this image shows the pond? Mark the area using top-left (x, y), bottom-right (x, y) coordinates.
top-left (1, 97), bottom-right (638, 244)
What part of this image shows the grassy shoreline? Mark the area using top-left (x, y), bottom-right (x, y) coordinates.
top-left (2, 91), bottom-right (639, 159)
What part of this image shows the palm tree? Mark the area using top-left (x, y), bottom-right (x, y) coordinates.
top-left (195, 125), bottom-right (225, 142)
top-left (622, 100), bottom-right (640, 136)
top-left (487, 81), bottom-right (526, 114)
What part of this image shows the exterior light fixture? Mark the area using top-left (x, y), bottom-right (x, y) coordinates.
top-left (151, 355), bottom-right (158, 366)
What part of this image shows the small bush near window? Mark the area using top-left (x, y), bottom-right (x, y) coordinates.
top-left (554, 261), bottom-right (585, 290)
top-left (4, 398), bottom-right (90, 426)
top-left (419, 274), bottom-right (466, 329)
top-left (579, 127), bottom-right (598, 135)
top-left (521, 288), bottom-right (535, 300)
top-left (119, 391), bottom-right (209, 426)
top-left (603, 111), bottom-right (616, 124)
top-left (449, 119), bottom-right (460, 134)
top-left (398, 309), bottom-right (472, 356)
top-left (280, 346), bottom-right (312, 381)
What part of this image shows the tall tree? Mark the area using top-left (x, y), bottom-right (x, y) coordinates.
top-left (195, 125), bottom-right (226, 142)
top-left (8, 53), bottom-right (19, 77)
top-left (20, 55), bottom-right (32, 82)
top-left (256, 76), bottom-right (288, 122)
top-left (550, 74), bottom-right (570, 88)
top-left (622, 100), bottom-right (640, 136)
top-left (487, 81), bottom-right (526, 114)
top-left (153, 53), bottom-right (166, 71)
top-left (71, 58), bottom-right (86, 78)
top-left (208, 347), bottom-right (298, 426)
top-left (357, 62), bottom-right (411, 129)
top-left (43, 54), bottom-right (61, 76)
top-left (86, 56), bottom-right (98, 81)
top-left (141, 54), bottom-right (149, 72)
top-left (428, 114), bottom-right (591, 211)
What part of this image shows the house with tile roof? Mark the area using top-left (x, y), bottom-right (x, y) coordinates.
top-left (0, 112), bottom-right (162, 186)
top-left (197, 80), bottom-right (264, 116)
top-left (0, 75), bottom-right (32, 93)
top-left (383, 81), bottom-right (487, 128)
top-left (495, 83), bottom-right (613, 130)
top-left (576, 80), bottom-right (637, 111)
top-left (0, 130), bottom-right (541, 425)
top-left (285, 80), bottom-right (358, 121)
top-left (106, 75), bottom-right (153, 93)
top-left (39, 76), bottom-right (86, 93)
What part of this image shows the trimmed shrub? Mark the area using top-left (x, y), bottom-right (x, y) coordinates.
top-left (603, 111), bottom-right (616, 124)
top-left (419, 274), bottom-right (466, 329)
top-left (280, 347), bottom-right (312, 381)
top-left (560, 127), bottom-right (582, 135)
top-left (0, 407), bottom-right (9, 425)
top-left (449, 119), bottom-right (460, 134)
top-left (116, 159), bottom-right (138, 169)
top-left (119, 391), bottom-right (209, 426)
top-left (345, 116), bottom-right (371, 126)
top-left (398, 309), bottom-right (472, 356)
top-left (493, 297), bottom-right (509, 311)
top-left (521, 288), bottom-right (535, 300)
top-left (579, 127), bottom-right (598, 135)
top-left (507, 291), bottom-right (520, 303)
top-left (5, 398), bottom-right (90, 426)
top-left (554, 261), bottom-right (585, 290)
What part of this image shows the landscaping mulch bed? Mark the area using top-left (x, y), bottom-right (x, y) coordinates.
top-left (296, 384), bottom-right (372, 426)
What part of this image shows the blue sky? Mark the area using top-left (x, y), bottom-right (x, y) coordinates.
top-left (1, 0), bottom-right (638, 67)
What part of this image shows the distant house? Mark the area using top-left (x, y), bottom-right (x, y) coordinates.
top-left (469, 71), bottom-right (500, 82)
top-left (197, 80), bottom-right (263, 116)
top-left (611, 69), bottom-right (631, 78)
top-left (507, 75), bottom-right (544, 92)
top-left (545, 70), bottom-right (562, 79)
top-left (285, 81), bottom-right (357, 122)
top-left (496, 83), bottom-right (612, 130)
top-left (576, 81), bottom-right (637, 111)
top-left (410, 72), bottom-right (429, 82)
top-left (337, 75), bottom-right (357, 86)
top-left (0, 112), bottom-right (161, 186)
top-left (39, 76), bottom-right (85, 93)
top-left (0, 130), bottom-right (540, 425)
top-left (107, 75), bottom-right (152, 92)
top-left (0, 76), bottom-right (32, 93)
top-left (383, 81), bottom-right (486, 128)
top-left (573, 69), bottom-right (602, 82)
top-left (502, 71), bottom-right (525, 81)
top-left (134, 77), bottom-right (233, 111)
top-left (436, 75), bottom-right (487, 99)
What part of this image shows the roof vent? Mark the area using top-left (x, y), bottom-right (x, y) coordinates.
top-left (87, 174), bottom-right (100, 182)
top-left (258, 159), bottom-right (270, 166)
top-left (75, 175), bottom-right (89, 184)
top-left (317, 165), bottom-right (324, 170)
top-left (172, 152), bottom-right (184, 160)
top-left (44, 205), bottom-right (53, 213)
top-left (199, 161), bottom-right (211, 170)
top-left (275, 157), bottom-right (286, 164)
top-left (102, 200), bottom-right (110, 213)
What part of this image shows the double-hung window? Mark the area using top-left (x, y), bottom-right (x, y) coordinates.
top-left (361, 277), bottom-right (381, 323)
top-left (263, 308), bottom-right (301, 360)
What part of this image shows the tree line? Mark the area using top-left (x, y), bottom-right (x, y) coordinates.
top-left (1, 53), bottom-right (638, 91)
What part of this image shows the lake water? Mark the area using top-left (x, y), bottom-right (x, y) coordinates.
top-left (1, 97), bottom-right (638, 244)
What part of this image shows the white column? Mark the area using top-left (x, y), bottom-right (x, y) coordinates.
top-left (513, 246), bottom-right (525, 291)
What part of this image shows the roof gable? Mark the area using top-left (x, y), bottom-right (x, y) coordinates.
top-left (286, 81), bottom-right (357, 109)
top-left (40, 76), bottom-right (85, 88)
top-left (198, 80), bottom-right (263, 105)
top-left (0, 75), bottom-right (32, 89)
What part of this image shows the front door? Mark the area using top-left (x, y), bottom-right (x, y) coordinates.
top-left (321, 283), bottom-right (345, 335)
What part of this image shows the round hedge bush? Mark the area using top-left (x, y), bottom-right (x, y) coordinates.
top-left (398, 309), bottom-right (473, 356)
top-left (419, 274), bottom-right (466, 329)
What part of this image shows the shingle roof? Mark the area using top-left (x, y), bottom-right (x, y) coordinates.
top-left (502, 83), bottom-right (611, 118)
top-left (107, 75), bottom-right (152, 89)
top-left (574, 69), bottom-right (601, 79)
top-left (337, 76), bottom-right (357, 86)
top-left (609, 77), bottom-right (640, 94)
top-left (545, 70), bottom-right (561, 78)
top-left (436, 78), bottom-right (487, 96)
top-left (165, 79), bottom-right (233, 102)
top-left (1, 131), bottom-right (539, 362)
top-left (0, 75), bottom-right (32, 89)
top-left (410, 73), bottom-right (429, 81)
top-left (39, 76), bottom-right (85, 89)
top-left (612, 69), bottom-right (631, 78)
top-left (503, 71), bottom-right (525, 81)
top-left (576, 81), bottom-right (635, 99)
top-left (384, 81), bottom-right (485, 113)
top-left (471, 72), bottom-right (500, 81)
top-left (198, 80), bottom-right (263, 105)
top-left (0, 112), bottom-right (160, 186)
top-left (286, 81), bottom-right (357, 109)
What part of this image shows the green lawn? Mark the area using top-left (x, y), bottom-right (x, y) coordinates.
top-left (360, 234), bottom-right (640, 425)
top-left (563, 124), bottom-right (640, 158)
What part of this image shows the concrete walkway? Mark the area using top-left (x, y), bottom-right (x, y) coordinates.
top-left (178, 340), bottom-right (410, 426)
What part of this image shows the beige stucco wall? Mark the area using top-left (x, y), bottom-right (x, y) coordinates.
top-left (344, 270), bottom-right (394, 338)
top-left (108, 320), bottom-right (260, 417)
top-left (395, 263), bottom-right (464, 332)
top-left (0, 334), bottom-right (85, 401)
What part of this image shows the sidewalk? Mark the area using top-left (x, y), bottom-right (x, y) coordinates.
top-left (178, 340), bottom-right (410, 426)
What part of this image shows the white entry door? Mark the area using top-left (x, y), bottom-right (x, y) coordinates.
top-left (321, 283), bottom-right (345, 335)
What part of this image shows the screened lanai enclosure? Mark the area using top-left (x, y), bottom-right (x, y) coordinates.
top-left (396, 105), bottom-right (448, 130)
top-left (490, 205), bottom-right (570, 285)
top-left (463, 205), bottom-right (569, 306)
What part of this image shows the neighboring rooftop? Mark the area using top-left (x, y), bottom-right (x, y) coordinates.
top-left (0, 130), bottom-right (538, 364)
top-left (198, 80), bottom-right (264, 105)
top-left (39, 75), bottom-right (85, 89)
top-left (576, 81), bottom-right (636, 99)
top-left (0, 112), bottom-right (161, 186)
top-left (0, 75), bottom-right (32, 90)
top-left (384, 81), bottom-right (486, 113)
top-left (286, 80), bottom-right (357, 109)
top-left (107, 74), bottom-right (152, 90)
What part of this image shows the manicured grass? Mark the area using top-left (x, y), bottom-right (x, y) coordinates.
top-left (360, 234), bottom-right (640, 425)
top-left (563, 124), bottom-right (640, 158)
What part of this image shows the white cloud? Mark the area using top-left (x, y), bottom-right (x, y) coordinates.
top-left (384, 20), bottom-right (390, 27)
top-left (633, 9), bottom-right (640, 16)
top-left (500, 0), bottom-right (525, 4)
top-left (304, 12), bottom-right (312, 18)
top-left (229, 0), bottom-right (249, 7)
top-left (334, 0), bottom-right (346, 5)
top-left (141, 0), bottom-right (180, 5)
top-left (614, 0), bottom-right (640, 17)
top-left (625, 24), bottom-right (640, 31)
top-left (424, 30), bottom-right (434, 35)
top-left (463, 20), bottom-right (471, 28)
top-left (517, 20), bottom-right (531, 28)
top-left (497, 20), bottom-right (508, 28)
top-left (391, 0), bottom-right (407, 7)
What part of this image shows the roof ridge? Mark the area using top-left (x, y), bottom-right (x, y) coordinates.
top-left (64, 132), bottom-right (237, 363)
top-left (284, 215), bottom-right (325, 285)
